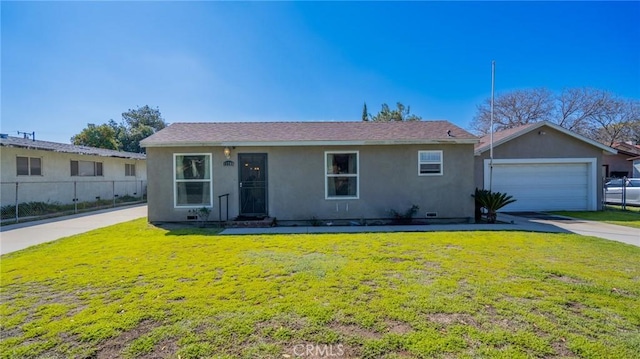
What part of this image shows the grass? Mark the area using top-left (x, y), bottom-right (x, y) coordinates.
top-left (1, 219), bottom-right (639, 358)
top-left (552, 206), bottom-right (640, 229)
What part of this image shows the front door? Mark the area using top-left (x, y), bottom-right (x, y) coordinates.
top-left (238, 153), bottom-right (268, 217)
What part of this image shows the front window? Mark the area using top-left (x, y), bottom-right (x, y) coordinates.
top-left (174, 154), bottom-right (212, 207)
top-left (325, 151), bottom-right (359, 199)
top-left (71, 160), bottom-right (103, 176)
top-left (418, 150), bottom-right (443, 176)
top-left (17, 156), bottom-right (42, 176)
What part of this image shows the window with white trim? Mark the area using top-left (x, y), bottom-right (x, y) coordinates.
top-left (17, 156), bottom-right (42, 176)
top-left (418, 150), bottom-right (443, 176)
top-left (125, 163), bottom-right (136, 176)
top-left (174, 154), bottom-right (212, 207)
top-left (325, 151), bottom-right (359, 199)
top-left (71, 160), bottom-right (103, 176)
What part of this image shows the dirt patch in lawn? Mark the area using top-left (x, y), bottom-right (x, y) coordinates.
top-left (138, 338), bottom-right (180, 359)
top-left (96, 319), bottom-right (162, 359)
top-left (551, 338), bottom-right (577, 358)
top-left (330, 322), bottom-right (381, 339)
top-left (427, 313), bottom-right (477, 327)
top-left (385, 319), bottom-right (412, 334)
top-left (282, 342), bottom-right (360, 359)
top-left (547, 273), bottom-right (588, 285)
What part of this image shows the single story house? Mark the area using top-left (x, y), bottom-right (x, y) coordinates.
top-left (140, 121), bottom-right (479, 224)
top-left (604, 142), bottom-right (640, 178)
top-left (474, 121), bottom-right (617, 212)
top-left (1, 135), bottom-right (147, 207)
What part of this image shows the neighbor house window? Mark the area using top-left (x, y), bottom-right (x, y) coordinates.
top-left (418, 150), bottom-right (443, 176)
top-left (17, 157), bottom-right (42, 176)
top-left (174, 154), bottom-right (212, 207)
top-left (325, 151), bottom-right (359, 199)
top-left (125, 163), bottom-right (136, 176)
top-left (71, 160), bottom-right (103, 176)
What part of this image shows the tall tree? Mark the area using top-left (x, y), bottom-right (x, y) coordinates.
top-left (470, 88), bottom-right (554, 134)
top-left (70, 124), bottom-right (118, 150)
top-left (586, 98), bottom-right (640, 146)
top-left (362, 102), bottom-right (369, 122)
top-left (71, 105), bottom-right (167, 153)
top-left (470, 87), bottom-right (640, 145)
top-left (369, 102), bottom-right (422, 122)
top-left (116, 106), bottom-right (167, 153)
top-left (554, 88), bottom-right (609, 133)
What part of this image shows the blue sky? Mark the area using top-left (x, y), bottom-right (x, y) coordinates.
top-left (2, 1), bottom-right (639, 144)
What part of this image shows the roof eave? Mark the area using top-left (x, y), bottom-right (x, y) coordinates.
top-left (142, 138), bottom-right (479, 148)
top-left (1, 142), bottom-right (146, 160)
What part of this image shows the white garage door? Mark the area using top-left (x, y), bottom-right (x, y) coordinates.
top-left (486, 159), bottom-right (594, 212)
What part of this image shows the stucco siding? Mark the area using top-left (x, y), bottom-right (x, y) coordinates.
top-left (146, 144), bottom-right (475, 222)
top-left (1, 147), bottom-right (146, 206)
top-left (603, 154), bottom-right (634, 177)
top-left (474, 125), bottom-right (606, 209)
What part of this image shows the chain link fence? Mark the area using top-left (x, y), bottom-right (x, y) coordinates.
top-left (603, 176), bottom-right (639, 210)
top-left (1, 180), bottom-right (146, 224)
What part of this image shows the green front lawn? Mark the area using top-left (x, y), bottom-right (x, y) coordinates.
top-left (552, 206), bottom-right (640, 229)
top-left (1, 219), bottom-right (639, 358)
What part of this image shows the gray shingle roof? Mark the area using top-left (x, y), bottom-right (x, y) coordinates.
top-left (141, 121), bottom-right (478, 147)
top-left (0, 136), bottom-right (146, 160)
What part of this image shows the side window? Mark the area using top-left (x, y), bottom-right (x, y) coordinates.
top-left (17, 156), bottom-right (42, 176)
top-left (71, 160), bottom-right (103, 176)
top-left (418, 150), bottom-right (443, 176)
top-left (125, 163), bottom-right (136, 176)
top-left (17, 157), bottom-right (29, 175)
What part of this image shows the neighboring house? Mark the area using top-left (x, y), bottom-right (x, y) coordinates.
top-left (1, 135), bottom-right (147, 207)
top-left (630, 156), bottom-right (640, 178)
top-left (604, 142), bottom-right (640, 178)
top-left (140, 121), bottom-right (478, 224)
top-left (474, 121), bottom-right (617, 212)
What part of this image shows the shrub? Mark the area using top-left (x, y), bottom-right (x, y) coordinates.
top-left (473, 188), bottom-right (516, 223)
top-left (389, 204), bottom-right (420, 224)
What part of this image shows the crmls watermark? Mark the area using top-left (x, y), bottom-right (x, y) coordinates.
top-left (292, 343), bottom-right (345, 357)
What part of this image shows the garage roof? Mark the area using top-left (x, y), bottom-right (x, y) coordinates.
top-left (474, 121), bottom-right (617, 156)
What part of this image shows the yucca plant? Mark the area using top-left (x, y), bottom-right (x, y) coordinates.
top-left (472, 188), bottom-right (516, 223)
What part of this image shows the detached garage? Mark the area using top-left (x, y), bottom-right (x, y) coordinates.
top-left (474, 122), bottom-right (616, 212)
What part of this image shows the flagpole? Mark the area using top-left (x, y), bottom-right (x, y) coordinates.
top-left (489, 60), bottom-right (495, 192)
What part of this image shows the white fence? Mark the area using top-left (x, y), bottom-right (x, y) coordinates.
top-left (1, 180), bottom-right (146, 223)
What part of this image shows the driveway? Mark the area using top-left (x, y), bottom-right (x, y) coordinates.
top-left (0, 204), bottom-right (147, 255)
top-left (499, 213), bottom-right (640, 247)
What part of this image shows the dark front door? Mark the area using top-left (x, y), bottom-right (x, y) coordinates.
top-left (238, 153), bottom-right (268, 217)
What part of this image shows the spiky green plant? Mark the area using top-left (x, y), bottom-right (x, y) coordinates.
top-left (473, 188), bottom-right (516, 223)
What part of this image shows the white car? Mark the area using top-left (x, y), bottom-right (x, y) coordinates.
top-left (604, 178), bottom-right (640, 206)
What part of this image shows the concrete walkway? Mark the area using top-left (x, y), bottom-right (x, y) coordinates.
top-left (519, 215), bottom-right (639, 247)
top-left (220, 213), bottom-right (639, 248)
top-left (1, 206), bottom-right (636, 255)
top-left (0, 204), bottom-right (147, 255)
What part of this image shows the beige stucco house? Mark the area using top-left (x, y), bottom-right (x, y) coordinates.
top-left (604, 142), bottom-right (640, 178)
top-left (1, 135), bottom-right (147, 207)
top-left (141, 121), bottom-right (479, 224)
top-left (474, 121), bottom-right (617, 212)
top-left (630, 156), bottom-right (640, 178)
